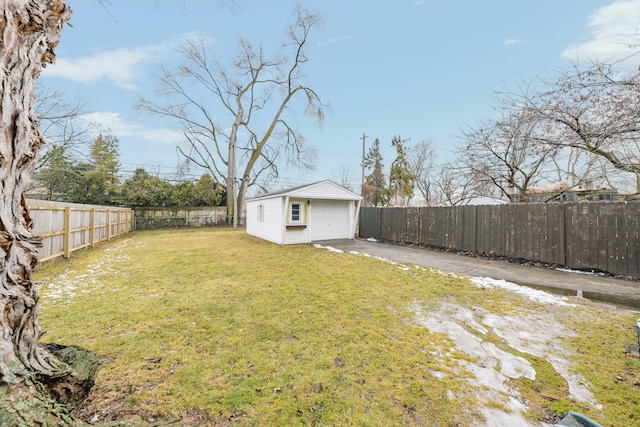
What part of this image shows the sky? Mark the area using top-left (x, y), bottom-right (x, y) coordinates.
top-left (41, 0), bottom-right (640, 194)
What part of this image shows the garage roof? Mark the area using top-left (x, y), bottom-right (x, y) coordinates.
top-left (248, 180), bottom-right (362, 202)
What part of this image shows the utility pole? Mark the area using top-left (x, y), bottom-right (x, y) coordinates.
top-left (361, 132), bottom-right (367, 197)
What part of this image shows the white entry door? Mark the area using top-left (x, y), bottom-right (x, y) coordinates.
top-left (310, 200), bottom-right (350, 241)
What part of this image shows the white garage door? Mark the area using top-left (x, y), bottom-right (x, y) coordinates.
top-left (310, 200), bottom-right (350, 241)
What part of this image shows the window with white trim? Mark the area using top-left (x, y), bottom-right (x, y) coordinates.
top-left (290, 203), bottom-right (301, 223)
top-left (257, 204), bottom-right (264, 222)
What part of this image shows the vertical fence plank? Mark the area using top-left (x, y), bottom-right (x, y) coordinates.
top-left (626, 202), bottom-right (640, 277)
top-left (558, 203), bottom-right (566, 266)
top-left (106, 209), bottom-right (111, 241)
top-left (90, 208), bottom-right (95, 248)
top-left (406, 208), bottom-right (419, 243)
top-left (491, 205), bottom-right (503, 256)
top-left (476, 205), bottom-right (487, 255)
top-left (63, 207), bottom-right (71, 259)
top-left (461, 205), bottom-right (476, 252)
top-left (564, 204), bottom-right (577, 269)
top-left (605, 203), bottom-right (618, 274)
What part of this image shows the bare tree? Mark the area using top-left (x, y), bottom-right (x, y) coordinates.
top-left (521, 63), bottom-right (640, 195)
top-left (334, 165), bottom-right (354, 191)
top-left (34, 84), bottom-right (93, 168)
top-left (460, 105), bottom-right (558, 202)
top-left (31, 85), bottom-right (96, 200)
top-left (137, 6), bottom-right (325, 227)
top-left (431, 163), bottom-right (480, 206)
top-left (409, 139), bottom-right (436, 205)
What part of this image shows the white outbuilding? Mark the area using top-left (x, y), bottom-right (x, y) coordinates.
top-left (245, 180), bottom-right (363, 245)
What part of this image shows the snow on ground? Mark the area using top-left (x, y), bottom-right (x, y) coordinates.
top-left (413, 302), bottom-right (601, 426)
top-left (471, 277), bottom-right (575, 307)
top-left (312, 244), bottom-right (343, 253)
top-left (38, 238), bottom-right (133, 302)
top-left (314, 244), bottom-right (602, 426)
top-left (482, 311), bottom-right (600, 409)
top-left (555, 268), bottom-right (607, 276)
top-left (413, 302), bottom-right (536, 427)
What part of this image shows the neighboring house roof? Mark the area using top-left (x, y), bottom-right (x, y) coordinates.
top-left (248, 179), bottom-right (363, 202)
top-left (463, 196), bottom-right (508, 206)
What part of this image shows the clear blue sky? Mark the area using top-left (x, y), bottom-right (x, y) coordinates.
top-left (42, 0), bottom-right (640, 193)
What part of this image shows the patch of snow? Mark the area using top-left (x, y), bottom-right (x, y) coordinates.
top-left (412, 302), bottom-right (601, 425)
top-left (366, 237), bottom-right (377, 242)
top-left (413, 302), bottom-right (536, 426)
top-left (483, 312), bottom-right (600, 408)
top-left (38, 239), bottom-right (132, 304)
top-left (556, 268), bottom-right (607, 277)
top-left (312, 244), bottom-right (343, 253)
top-left (471, 277), bottom-right (575, 307)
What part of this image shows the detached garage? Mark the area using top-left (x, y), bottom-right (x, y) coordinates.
top-left (246, 180), bottom-right (362, 245)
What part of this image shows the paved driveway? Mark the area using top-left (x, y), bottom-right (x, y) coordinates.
top-left (320, 238), bottom-right (640, 310)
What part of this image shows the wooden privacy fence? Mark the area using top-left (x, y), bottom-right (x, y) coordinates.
top-left (27, 199), bottom-right (134, 262)
top-left (359, 202), bottom-right (640, 278)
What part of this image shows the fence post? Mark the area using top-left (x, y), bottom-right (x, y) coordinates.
top-left (559, 203), bottom-right (566, 267)
top-left (63, 207), bottom-right (71, 259)
top-left (106, 209), bottom-right (111, 241)
top-left (89, 208), bottom-right (95, 248)
top-left (117, 210), bottom-right (121, 237)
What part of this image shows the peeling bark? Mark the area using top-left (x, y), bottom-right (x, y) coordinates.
top-left (0, 0), bottom-right (71, 386)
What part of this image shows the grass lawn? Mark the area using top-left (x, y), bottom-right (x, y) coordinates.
top-left (34, 228), bottom-right (640, 426)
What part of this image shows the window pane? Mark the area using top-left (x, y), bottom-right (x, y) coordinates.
top-left (291, 203), bottom-right (300, 221)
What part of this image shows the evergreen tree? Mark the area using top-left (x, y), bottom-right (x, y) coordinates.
top-left (171, 180), bottom-right (197, 207)
top-left (73, 133), bottom-right (121, 205)
top-left (120, 168), bottom-right (172, 207)
top-left (33, 144), bottom-right (77, 200)
top-left (388, 135), bottom-right (415, 206)
top-left (194, 173), bottom-right (226, 206)
top-left (363, 138), bottom-right (389, 206)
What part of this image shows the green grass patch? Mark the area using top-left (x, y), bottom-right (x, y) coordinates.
top-left (34, 228), bottom-right (640, 426)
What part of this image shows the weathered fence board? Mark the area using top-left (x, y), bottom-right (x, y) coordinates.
top-left (359, 201), bottom-right (640, 278)
top-left (627, 204), bottom-right (640, 278)
top-left (27, 200), bottom-right (133, 262)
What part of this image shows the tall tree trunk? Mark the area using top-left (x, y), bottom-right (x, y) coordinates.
top-left (0, 0), bottom-right (71, 387)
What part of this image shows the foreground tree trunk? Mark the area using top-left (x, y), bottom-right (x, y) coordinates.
top-left (0, 0), bottom-right (76, 415)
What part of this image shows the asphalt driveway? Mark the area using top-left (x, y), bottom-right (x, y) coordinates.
top-left (320, 238), bottom-right (640, 310)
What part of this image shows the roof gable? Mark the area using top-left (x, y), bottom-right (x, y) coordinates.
top-left (249, 180), bottom-right (362, 201)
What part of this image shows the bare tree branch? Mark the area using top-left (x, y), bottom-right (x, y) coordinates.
top-left (137, 7), bottom-right (326, 226)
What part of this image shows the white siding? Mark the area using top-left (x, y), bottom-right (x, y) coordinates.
top-left (288, 181), bottom-right (360, 200)
top-left (310, 200), bottom-right (351, 241)
top-left (283, 226), bottom-right (311, 244)
top-left (246, 197), bottom-right (284, 244)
